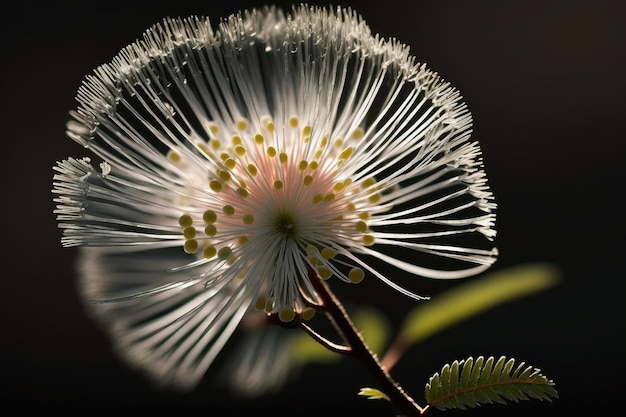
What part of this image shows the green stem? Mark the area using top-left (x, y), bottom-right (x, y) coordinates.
top-left (307, 265), bottom-right (425, 417)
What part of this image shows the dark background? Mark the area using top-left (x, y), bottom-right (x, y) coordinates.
top-left (3, 0), bottom-right (624, 415)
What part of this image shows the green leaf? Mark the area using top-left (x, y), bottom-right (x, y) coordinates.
top-left (358, 387), bottom-right (390, 401)
top-left (399, 263), bottom-right (561, 345)
top-left (424, 356), bottom-right (558, 411)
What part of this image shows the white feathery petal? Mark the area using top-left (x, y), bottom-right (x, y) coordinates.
top-left (53, 4), bottom-right (497, 390)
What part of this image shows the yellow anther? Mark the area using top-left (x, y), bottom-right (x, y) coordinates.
top-left (320, 247), bottom-right (336, 260)
top-left (303, 175), bottom-right (313, 186)
top-left (238, 235), bottom-right (249, 245)
top-left (320, 136), bottom-right (328, 147)
top-left (333, 182), bottom-right (345, 192)
top-left (362, 177), bottom-right (377, 188)
top-left (267, 146), bottom-right (277, 157)
top-left (254, 295), bottom-right (266, 311)
top-left (217, 246), bottom-right (232, 260)
top-left (302, 125), bottom-right (312, 136)
top-left (247, 164), bottom-right (258, 176)
top-left (312, 193), bottom-right (324, 204)
top-left (210, 139), bottom-right (221, 150)
top-left (204, 224), bottom-right (217, 237)
top-left (203, 210), bottom-right (217, 224)
top-left (235, 145), bottom-right (246, 156)
top-left (254, 133), bottom-right (264, 144)
top-left (368, 193), bottom-right (381, 204)
top-left (178, 214), bottom-right (193, 228)
top-left (346, 202), bottom-right (356, 211)
top-left (279, 308), bottom-right (296, 323)
top-left (220, 152), bottom-right (230, 161)
top-left (343, 178), bottom-right (353, 187)
top-left (231, 135), bottom-right (242, 145)
top-left (306, 245), bottom-right (318, 255)
top-left (362, 235), bottom-right (376, 246)
top-left (236, 187), bottom-right (249, 198)
top-left (274, 180), bottom-right (284, 190)
top-left (358, 212), bottom-right (370, 220)
top-left (167, 150), bottom-right (181, 164)
top-left (208, 122), bottom-right (219, 135)
top-left (236, 119), bottom-right (248, 131)
top-left (218, 169), bottom-right (231, 181)
top-left (227, 255), bottom-right (237, 265)
top-left (289, 116), bottom-right (299, 128)
top-left (265, 298), bottom-right (275, 312)
top-left (265, 120), bottom-right (275, 132)
top-left (314, 149), bottom-right (323, 159)
top-left (323, 193), bottom-right (335, 203)
top-left (279, 152), bottom-right (288, 164)
top-left (196, 142), bottom-right (210, 155)
top-left (355, 220), bottom-right (368, 233)
top-left (348, 267), bottom-right (365, 283)
top-left (222, 205), bottom-right (235, 216)
top-left (242, 214), bottom-right (254, 225)
top-left (209, 180), bottom-right (223, 192)
top-left (184, 239), bottom-right (199, 254)
top-left (301, 307), bottom-right (316, 321)
top-left (225, 158), bottom-right (236, 170)
top-left (318, 267), bottom-right (332, 280)
top-left (334, 138), bottom-right (343, 148)
top-left (339, 146), bottom-right (354, 160)
top-left (203, 245), bottom-right (217, 259)
top-left (309, 160), bottom-right (319, 170)
top-left (351, 127), bottom-right (365, 139)
top-left (298, 160), bottom-right (308, 170)
top-left (183, 226), bottom-right (196, 239)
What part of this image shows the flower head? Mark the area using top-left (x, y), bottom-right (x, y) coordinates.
top-left (53, 5), bottom-right (496, 389)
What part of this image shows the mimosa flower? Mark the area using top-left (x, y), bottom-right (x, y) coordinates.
top-left (53, 5), bottom-right (497, 389)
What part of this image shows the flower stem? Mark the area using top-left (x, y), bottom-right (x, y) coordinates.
top-left (307, 266), bottom-right (425, 416)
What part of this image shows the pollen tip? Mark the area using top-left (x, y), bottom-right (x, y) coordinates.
top-left (204, 224), bottom-right (217, 237)
top-left (301, 307), bottom-right (315, 321)
top-left (225, 158), bottom-right (236, 170)
top-left (318, 266), bottom-right (332, 280)
top-left (203, 210), bottom-right (217, 223)
top-left (183, 226), bottom-right (196, 239)
top-left (278, 308), bottom-right (296, 322)
top-left (254, 296), bottom-right (266, 311)
top-left (236, 119), bottom-right (248, 131)
top-left (183, 239), bottom-right (199, 254)
top-left (217, 246), bottom-right (232, 260)
top-left (349, 267), bottom-right (365, 283)
top-left (351, 127), bottom-right (365, 139)
top-left (178, 214), bottom-right (193, 227)
top-left (209, 180), bottom-right (223, 193)
top-left (203, 245), bottom-right (217, 259)
top-left (362, 235), bottom-right (376, 246)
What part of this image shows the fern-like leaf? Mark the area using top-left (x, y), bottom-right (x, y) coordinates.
top-left (424, 356), bottom-right (558, 411)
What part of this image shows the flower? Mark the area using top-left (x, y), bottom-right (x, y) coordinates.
top-left (53, 4), bottom-right (497, 390)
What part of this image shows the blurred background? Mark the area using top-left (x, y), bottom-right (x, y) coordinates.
top-left (3, 0), bottom-right (624, 415)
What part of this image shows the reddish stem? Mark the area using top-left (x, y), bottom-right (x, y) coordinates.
top-left (306, 265), bottom-right (425, 416)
